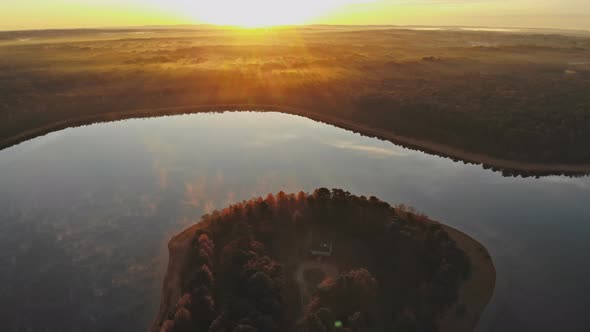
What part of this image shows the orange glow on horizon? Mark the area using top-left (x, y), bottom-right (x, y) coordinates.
top-left (1, 1), bottom-right (589, 31)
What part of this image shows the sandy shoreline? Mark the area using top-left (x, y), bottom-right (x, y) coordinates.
top-left (2, 104), bottom-right (589, 176)
top-left (151, 220), bottom-right (211, 331)
top-left (438, 223), bottom-right (496, 332)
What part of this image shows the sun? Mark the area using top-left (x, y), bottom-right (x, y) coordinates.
top-left (182, 0), bottom-right (371, 27)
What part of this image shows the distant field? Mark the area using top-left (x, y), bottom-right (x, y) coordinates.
top-left (1, 26), bottom-right (589, 171)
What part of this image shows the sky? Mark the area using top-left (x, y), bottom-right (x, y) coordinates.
top-left (2, 0), bottom-right (590, 30)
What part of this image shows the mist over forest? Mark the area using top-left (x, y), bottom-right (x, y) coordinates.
top-left (1, 26), bottom-right (589, 168)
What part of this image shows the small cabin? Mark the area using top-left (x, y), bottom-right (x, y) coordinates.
top-left (309, 242), bottom-right (333, 257)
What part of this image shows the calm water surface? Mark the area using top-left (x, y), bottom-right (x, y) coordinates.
top-left (0, 112), bottom-right (589, 331)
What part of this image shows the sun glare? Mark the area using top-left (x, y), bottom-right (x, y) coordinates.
top-left (182, 0), bottom-right (373, 27)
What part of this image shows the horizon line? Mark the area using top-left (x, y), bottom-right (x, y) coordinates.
top-left (2, 23), bottom-right (590, 33)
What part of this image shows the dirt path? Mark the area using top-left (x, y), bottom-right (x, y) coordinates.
top-left (294, 260), bottom-right (339, 308)
top-left (1, 103), bottom-right (589, 175)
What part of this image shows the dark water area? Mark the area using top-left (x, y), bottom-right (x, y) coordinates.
top-left (0, 112), bottom-right (589, 331)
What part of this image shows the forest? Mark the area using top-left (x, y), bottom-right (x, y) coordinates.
top-left (1, 27), bottom-right (589, 173)
top-left (154, 188), bottom-right (476, 332)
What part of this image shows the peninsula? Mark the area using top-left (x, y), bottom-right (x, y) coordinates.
top-left (153, 188), bottom-right (495, 332)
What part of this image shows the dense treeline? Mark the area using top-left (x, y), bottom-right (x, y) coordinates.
top-left (157, 188), bottom-right (470, 332)
top-left (1, 27), bottom-right (590, 168)
top-left (352, 68), bottom-right (590, 164)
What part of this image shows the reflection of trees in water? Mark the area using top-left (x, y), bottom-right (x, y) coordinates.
top-left (0, 231), bottom-right (94, 330)
top-left (0, 193), bottom-right (186, 331)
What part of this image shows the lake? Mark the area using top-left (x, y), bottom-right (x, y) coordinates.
top-left (0, 112), bottom-right (589, 331)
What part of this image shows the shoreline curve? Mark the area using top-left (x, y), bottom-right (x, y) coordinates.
top-left (1, 104), bottom-right (589, 176)
top-left (438, 223), bottom-right (496, 332)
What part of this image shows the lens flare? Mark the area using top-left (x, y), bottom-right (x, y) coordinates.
top-left (182, 0), bottom-right (374, 27)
